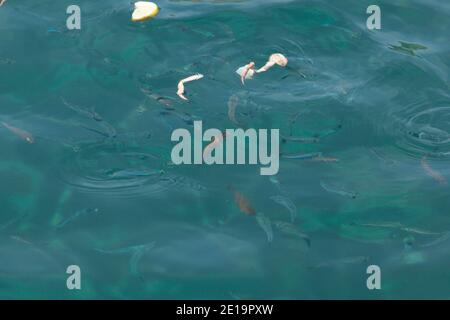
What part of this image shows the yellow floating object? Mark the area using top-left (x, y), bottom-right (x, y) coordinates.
top-left (132, 1), bottom-right (159, 22)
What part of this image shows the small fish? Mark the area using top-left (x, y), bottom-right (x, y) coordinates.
top-left (56, 208), bottom-right (100, 228)
top-left (349, 221), bottom-right (403, 229)
top-left (281, 152), bottom-right (322, 160)
top-left (0, 57), bottom-right (15, 65)
top-left (177, 73), bottom-right (204, 101)
top-left (106, 168), bottom-right (163, 178)
top-left (61, 97), bottom-right (102, 121)
top-left (401, 227), bottom-right (443, 236)
top-left (274, 221), bottom-right (310, 247)
top-left (350, 221), bottom-right (442, 236)
top-left (228, 186), bottom-right (256, 216)
top-left (280, 134), bottom-right (319, 144)
top-left (421, 156), bottom-right (447, 185)
top-left (269, 176), bottom-right (287, 194)
top-left (320, 180), bottom-right (357, 199)
top-left (227, 94), bottom-right (240, 125)
top-left (0, 214), bottom-right (26, 231)
top-left (96, 242), bottom-right (155, 277)
top-left (309, 154), bottom-right (339, 162)
top-left (80, 125), bottom-right (109, 138)
top-left (140, 87), bottom-right (174, 108)
top-left (2, 122), bottom-right (34, 143)
top-left (370, 148), bottom-right (396, 165)
top-left (270, 195), bottom-right (297, 223)
top-left (420, 232), bottom-right (450, 248)
top-left (389, 41), bottom-right (427, 56)
top-left (317, 124), bottom-right (342, 139)
top-left (311, 256), bottom-right (369, 269)
top-left (10, 235), bottom-right (33, 246)
top-left (0, 0), bottom-right (6, 7)
top-left (47, 28), bottom-right (62, 34)
top-left (256, 212), bottom-right (273, 243)
top-left (98, 120), bottom-right (117, 138)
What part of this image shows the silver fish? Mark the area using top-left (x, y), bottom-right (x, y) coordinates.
top-left (311, 256), bottom-right (369, 269)
top-left (61, 97), bottom-right (102, 121)
top-left (256, 212), bottom-right (273, 243)
top-left (420, 232), bottom-right (450, 248)
top-left (2, 122), bottom-right (34, 143)
top-left (281, 152), bottom-right (322, 160)
top-left (280, 134), bottom-right (319, 144)
top-left (56, 208), bottom-right (100, 228)
top-left (270, 195), bottom-right (297, 223)
top-left (95, 242), bottom-right (155, 277)
top-left (320, 180), bottom-right (357, 199)
top-left (274, 221), bottom-right (310, 247)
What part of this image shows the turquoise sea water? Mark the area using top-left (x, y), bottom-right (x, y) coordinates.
top-left (1, 0), bottom-right (450, 299)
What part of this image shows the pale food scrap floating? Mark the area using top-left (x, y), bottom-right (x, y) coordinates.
top-left (176, 74), bottom-right (204, 101)
top-left (132, 2), bottom-right (159, 22)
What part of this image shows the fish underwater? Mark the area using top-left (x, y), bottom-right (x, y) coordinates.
top-left (421, 156), bottom-right (447, 185)
top-left (227, 94), bottom-right (240, 126)
top-left (228, 186), bottom-right (256, 216)
top-left (274, 221), bottom-right (311, 248)
top-left (56, 208), bottom-right (100, 228)
top-left (310, 256), bottom-right (369, 269)
top-left (320, 180), bottom-right (358, 199)
top-left (255, 212), bottom-right (274, 243)
top-left (270, 195), bottom-right (297, 223)
top-left (350, 221), bottom-right (443, 236)
top-left (389, 41), bottom-right (427, 56)
top-left (1, 122), bottom-right (34, 144)
top-left (95, 242), bottom-right (156, 278)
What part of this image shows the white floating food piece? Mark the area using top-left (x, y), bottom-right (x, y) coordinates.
top-left (256, 53), bottom-right (288, 73)
top-left (236, 66), bottom-right (255, 79)
top-left (132, 1), bottom-right (159, 22)
top-left (236, 62), bottom-right (255, 85)
top-left (176, 73), bottom-right (204, 101)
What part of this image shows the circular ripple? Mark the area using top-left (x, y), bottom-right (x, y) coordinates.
top-left (59, 142), bottom-right (176, 198)
top-left (389, 100), bottom-right (450, 160)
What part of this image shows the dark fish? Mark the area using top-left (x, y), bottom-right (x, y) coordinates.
top-left (140, 87), bottom-right (174, 108)
top-left (227, 94), bottom-right (240, 125)
top-left (0, 57), bottom-right (15, 64)
top-left (274, 221), bottom-right (310, 247)
top-left (61, 97), bottom-right (103, 121)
